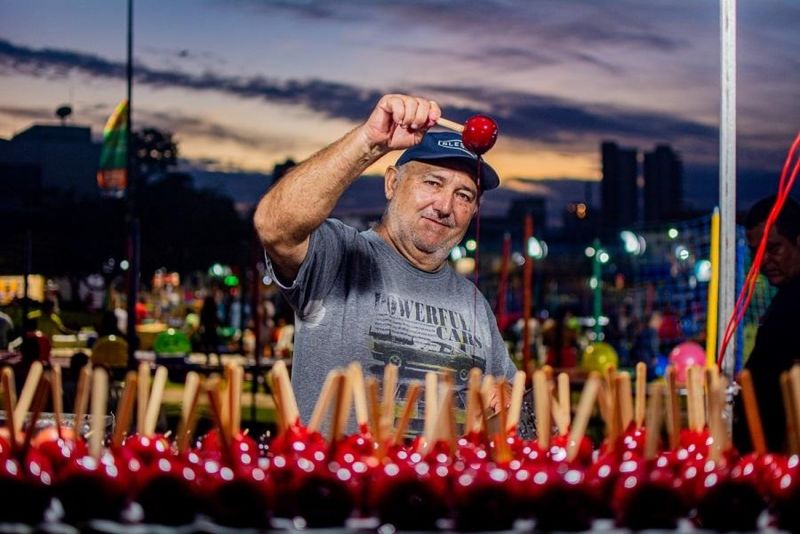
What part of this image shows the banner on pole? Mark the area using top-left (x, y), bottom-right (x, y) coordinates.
top-left (97, 100), bottom-right (128, 196)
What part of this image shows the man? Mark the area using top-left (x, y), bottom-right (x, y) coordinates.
top-left (734, 195), bottom-right (800, 452)
top-left (254, 94), bottom-right (517, 433)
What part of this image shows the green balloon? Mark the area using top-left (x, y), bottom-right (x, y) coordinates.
top-left (581, 341), bottom-right (619, 373)
top-left (154, 328), bottom-right (192, 355)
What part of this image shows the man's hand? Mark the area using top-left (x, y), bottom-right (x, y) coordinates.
top-left (360, 94), bottom-right (441, 153)
top-left (487, 380), bottom-right (514, 413)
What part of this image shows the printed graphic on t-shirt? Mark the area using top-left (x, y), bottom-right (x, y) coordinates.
top-left (366, 291), bottom-right (487, 435)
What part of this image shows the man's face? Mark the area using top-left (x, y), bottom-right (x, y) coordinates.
top-left (384, 160), bottom-right (479, 263)
top-left (746, 222), bottom-right (800, 287)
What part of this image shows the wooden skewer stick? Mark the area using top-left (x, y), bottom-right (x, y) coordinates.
top-left (178, 374), bottom-right (204, 454)
top-left (73, 363), bottom-right (92, 437)
top-left (506, 370), bottom-right (526, 433)
top-left (329, 373), bottom-right (348, 443)
top-left (13, 360), bottom-right (43, 430)
top-left (788, 365), bottom-right (800, 455)
top-left (466, 368), bottom-right (482, 435)
top-left (308, 371), bottom-right (339, 433)
top-left (635, 362), bottom-right (647, 428)
top-left (336, 369), bottom-right (353, 433)
top-left (780, 371), bottom-right (799, 454)
top-left (143, 366), bottom-right (168, 437)
top-left (424, 372), bottom-right (438, 443)
top-left (382, 364), bottom-right (398, 436)
top-left (550, 393), bottom-right (570, 436)
top-left (137, 362), bottom-right (150, 433)
top-left (21, 374), bottom-right (50, 460)
top-left (272, 360), bottom-right (300, 427)
top-left (348, 362), bottom-right (369, 432)
top-left (230, 363), bottom-right (243, 437)
top-left (89, 368), bottom-right (108, 459)
top-left (644, 383), bottom-right (664, 461)
top-left (393, 381), bottom-right (421, 445)
top-left (205, 377), bottom-right (234, 465)
top-left (112, 371), bottom-right (138, 448)
top-left (51, 364), bottom-right (64, 438)
top-left (533, 370), bottom-right (550, 448)
top-left (738, 370), bottom-right (767, 455)
top-left (220, 363), bottom-right (232, 433)
top-left (707, 376), bottom-right (725, 463)
top-left (435, 117), bottom-right (464, 133)
top-left (567, 372), bottom-right (601, 462)
top-left (268, 370), bottom-right (286, 431)
top-left (366, 377), bottom-right (381, 440)
top-left (558, 372), bottom-right (571, 431)
top-left (616, 372), bottom-right (633, 431)
top-left (177, 371), bottom-right (200, 443)
top-left (686, 366), bottom-right (699, 431)
top-left (665, 366), bottom-right (681, 450)
top-left (2, 368), bottom-right (18, 453)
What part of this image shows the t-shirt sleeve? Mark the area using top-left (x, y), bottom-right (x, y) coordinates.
top-left (263, 219), bottom-right (356, 319)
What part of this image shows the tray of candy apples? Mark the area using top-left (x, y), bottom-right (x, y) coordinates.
top-left (3, 356), bottom-right (800, 533)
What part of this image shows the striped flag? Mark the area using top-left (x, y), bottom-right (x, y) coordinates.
top-left (97, 100), bottom-right (128, 195)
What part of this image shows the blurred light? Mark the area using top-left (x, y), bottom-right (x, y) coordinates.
top-left (120, 260), bottom-right (130, 271)
top-left (465, 239), bottom-right (477, 252)
top-left (454, 257), bottom-right (476, 275)
top-left (210, 263), bottom-right (224, 277)
top-left (668, 228), bottom-right (679, 239)
top-left (589, 277), bottom-right (598, 289)
top-left (695, 259), bottom-right (712, 282)
top-left (450, 246), bottom-right (466, 261)
top-left (598, 251), bottom-right (610, 264)
top-left (511, 252), bottom-right (526, 266)
top-left (675, 245), bottom-right (690, 261)
top-left (620, 231), bottom-right (645, 256)
top-left (576, 203), bottom-right (587, 219)
top-left (262, 275), bottom-right (273, 285)
top-left (527, 237), bottom-right (548, 259)
top-left (585, 246), bottom-right (596, 258)
top-left (223, 274), bottom-right (239, 287)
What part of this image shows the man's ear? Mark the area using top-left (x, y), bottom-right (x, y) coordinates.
top-left (385, 166), bottom-right (398, 201)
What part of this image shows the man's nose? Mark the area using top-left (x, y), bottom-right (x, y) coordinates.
top-left (432, 191), bottom-right (453, 216)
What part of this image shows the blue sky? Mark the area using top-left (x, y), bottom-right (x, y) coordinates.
top-left (1, 0), bottom-right (798, 210)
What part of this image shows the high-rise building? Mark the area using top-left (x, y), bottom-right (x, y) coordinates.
top-left (601, 141), bottom-right (638, 228)
top-left (644, 144), bottom-right (683, 222)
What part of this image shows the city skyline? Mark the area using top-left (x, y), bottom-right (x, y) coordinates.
top-left (1, 0), bottom-right (798, 211)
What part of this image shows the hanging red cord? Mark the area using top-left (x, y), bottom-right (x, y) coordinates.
top-left (717, 133), bottom-right (800, 370)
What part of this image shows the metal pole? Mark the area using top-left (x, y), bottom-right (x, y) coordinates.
top-left (522, 215), bottom-right (533, 379)
top-left (125, 0), bottom-right (140, 367)
top-left (719, 0), bottom-right (736, 381)
top-left (592, 238), bottom-right (602, 338)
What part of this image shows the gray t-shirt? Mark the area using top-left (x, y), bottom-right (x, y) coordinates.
top-left (265, 218), bottom-right (516, 434)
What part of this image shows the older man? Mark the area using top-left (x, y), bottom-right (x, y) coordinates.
top-left (254, 94), bottom-right (516, 433)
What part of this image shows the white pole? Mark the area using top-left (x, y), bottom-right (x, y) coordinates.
top-left (719, 0), bottom-right (737, 415)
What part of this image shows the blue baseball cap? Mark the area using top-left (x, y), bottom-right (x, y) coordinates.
top-left (395, 132), bottom-right (500, 191)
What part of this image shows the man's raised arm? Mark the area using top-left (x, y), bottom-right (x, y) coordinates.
top-left (253, 94), bottom-right (440, 281)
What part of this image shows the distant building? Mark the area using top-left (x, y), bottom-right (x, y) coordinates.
top-left (0, 124), bottom-right (101, 196)
top-left (644, 144), bottom-right (683, 222)
top-left (601, 141), bottom-right (638, 229)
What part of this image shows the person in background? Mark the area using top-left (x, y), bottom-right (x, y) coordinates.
top-left (0, 309), bottom-right (13, 350)
top-left (734, 196), bottom-right (800, 452)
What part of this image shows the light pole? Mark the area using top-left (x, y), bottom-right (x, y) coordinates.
top-left (587, 238), bottom-right (610, 338)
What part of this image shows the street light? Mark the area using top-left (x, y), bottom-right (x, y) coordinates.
top-left (527, 237), bottom-right (548, 260)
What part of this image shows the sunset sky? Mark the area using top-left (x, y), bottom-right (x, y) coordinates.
top-left (1, 0), bottom-right (798, 209)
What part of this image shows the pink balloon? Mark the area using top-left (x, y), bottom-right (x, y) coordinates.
top-left (669, 341), bottom-right (706, 384)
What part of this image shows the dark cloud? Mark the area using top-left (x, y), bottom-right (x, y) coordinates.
top-left (416, 84), bottom-right (717, 149)
top-left (0, 37), bottom-right (765, 168)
